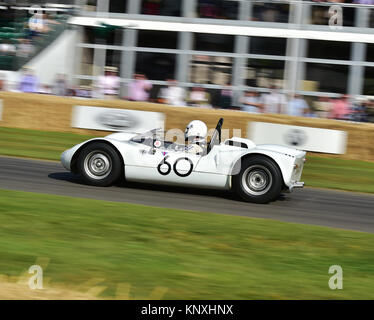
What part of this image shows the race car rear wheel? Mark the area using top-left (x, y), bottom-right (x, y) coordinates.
top-left (77, 142), bottom-right (123, 187)
top-left (232, 156), bottom-right (283, 204)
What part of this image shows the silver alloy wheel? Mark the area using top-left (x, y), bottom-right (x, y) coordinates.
top-left (241, 165), bottom-right (272, 196)
top-left (83, 151), bottom-right (112, 180)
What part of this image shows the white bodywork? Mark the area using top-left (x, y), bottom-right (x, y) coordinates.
top-left (61, 130), bottom-right (306, 192)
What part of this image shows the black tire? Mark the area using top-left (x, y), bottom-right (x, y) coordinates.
top-left (77, 142), bottom-right (123, 187)
top-left (232, 156), bottom-right (283, 204)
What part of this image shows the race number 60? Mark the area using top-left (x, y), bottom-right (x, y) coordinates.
top-left (157, 156), bottom-right (193, 177)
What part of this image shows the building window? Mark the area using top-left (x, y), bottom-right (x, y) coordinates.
top-left (109, 0), bottom-right (128, 13)
top-left (141, 0), bottom-right (182, 17)
top-left (80, 48), bottom-right (94, 76)
top-left (196, 0), bottom-right (239, 20)
top-left (190, 55), bottom-right (232, 85)
top-left (369, 9), bottom-right (374, 28)
top-left (364, 67), bottom-right (374, 95)
top-left (307, 40), bottom-right (351, 61)
top-left (249, 37), bottom-right (287, 56)
top-left (85, 26), bottom-right (123, 46)
top-left (105, 49), bottom-right (121, 73)
top-left (135, 52), bottom-right (176, 80)
top-left (366, 43), bottom-right (374, 62)
top-left (137, 30), bottom-right (178, 49)
top-left (246, 59), bottom-right (285, 88)
top-left (252, 3), bottom-right (289, 23)
top-left (87, 0), bottom-right (97, 5)
top-left (306, 63), bottom-right (348, 94)
top-left (194, 33), bottom-right (234, 52)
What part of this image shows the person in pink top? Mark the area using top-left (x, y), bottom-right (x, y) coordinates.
top-left (98, 66), bottom-right (120, 99)
top-left (128, 73), bottom-right (153, 102)
top-left (329, 94), bottom-right (352, 120)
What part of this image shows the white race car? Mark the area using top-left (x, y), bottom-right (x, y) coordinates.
top-left (61, 118), bottom-right (305, 203)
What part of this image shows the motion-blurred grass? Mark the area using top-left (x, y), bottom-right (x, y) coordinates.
top-left (1, 127), bottom-right (374, 193)
top-left (0, 188), bottom-right (373, 299)
top-left (304, 156), bottom-right (374, 193)
top-left (0, 127), bottom-right (94, 160)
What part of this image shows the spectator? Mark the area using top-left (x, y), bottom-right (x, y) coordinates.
top-left (142, 0), bottom-right (161, 15)
top-left (187, 86), bottom-right (211, 108)
top-left (351, 98), bottom-right (369, 122)
top-left (0, 40), bottom-right (16, 55)
top-left (158, 79), bottom-right (186, 106)
top-left (53, 74), bottom-right (69, 96)
top-left (197, 0), bottom-right (237, 19)
top-left (98, 66), bottom-right (120, 99)
top-left (241, 90), bottom-right (264, 113)
top-left (262, 4), bottom-right (278, 22)
top-left (16, 39), bottom-right (35, 58)
top-left (262, 86), bottom-right (287, 114)
top-left (353, 1), bottom-right (374, 4)
top-left (304, 106), bottom-right (317, 118)
top-left (19, 68), bottom-right (39, 93)
top-left (329, 94), bottom-right (352, 120)
top-left (128, 73), bottom-right (152, 101)
top-left (43, 13), bottom-right (61, 32)
top-left (313, 96), bottom-right (332, 119)
top-left (366, 100), bottom-right (374, 122)
top-left (198, 0), bottom-right (218, 18)
top-left (216, 85), bottom-right (233, 109)
top-left (38, 84), bottom-right (52, 95)
top-left (28, 12), bottom-right (46, 37)
top-left (75, 85), bottom-right (92, 98)
top-left (0, 73), bottom-right (6, 91)
top-left (287, 94), bottom-right (309, 117)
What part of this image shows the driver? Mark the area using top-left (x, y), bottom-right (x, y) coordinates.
top-left (184, 120), bottom-right (208, 155)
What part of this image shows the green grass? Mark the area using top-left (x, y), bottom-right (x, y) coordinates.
top-left (1, 126), bottom-right (374, 194)
top-left (0, 127), bottom-right (95, 160)
top-left (0, 189), bottom-right (373, 299)
top-left (303, 156), bottom-right (374, 193)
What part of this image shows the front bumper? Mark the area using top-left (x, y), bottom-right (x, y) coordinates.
top-left (289, 181), bottom-right (305, 192)
top-left (61, 143), bottom-right (83, 171)
top-left (60, 149), bottom-right (72, 171)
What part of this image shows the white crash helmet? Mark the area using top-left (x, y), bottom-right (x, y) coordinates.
top-left (185, 120), bottom-right (208, 144)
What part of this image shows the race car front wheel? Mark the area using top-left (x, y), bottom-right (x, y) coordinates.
top-left (232, 156), bottom-right (283, 204)
top-left (77, 142), bottom-right (123, 187)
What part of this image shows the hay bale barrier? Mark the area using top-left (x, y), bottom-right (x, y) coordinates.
top-left (1, 91), bottom-right (374, 162)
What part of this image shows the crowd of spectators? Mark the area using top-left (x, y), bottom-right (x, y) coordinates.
top-left (240, 88), bottom-right (371, 122)
top-left (313, 1), bottom-right (374, 3)
top-left (0, 66), bottom-right (373, 123)
top-left (94, 71), bottom-right (374, 123)
top-left (0, 10), bottom-right (66, 70)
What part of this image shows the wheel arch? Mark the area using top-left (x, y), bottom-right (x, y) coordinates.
top-left (230, 152), bottom-right (286, 187)
top-left (70, 139), bottom-right (125, 175)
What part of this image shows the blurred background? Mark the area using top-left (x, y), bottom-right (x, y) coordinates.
top-left (1, 0), bottom-right (374, 121)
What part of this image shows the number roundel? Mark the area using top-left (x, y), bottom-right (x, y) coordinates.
top-left (157, 156), bottom-right (193, 177)
top-left (173, 157), bottom-right (193, 177)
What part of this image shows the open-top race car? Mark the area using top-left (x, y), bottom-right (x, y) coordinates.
top-left (61, 118), bottom-right (305, 204)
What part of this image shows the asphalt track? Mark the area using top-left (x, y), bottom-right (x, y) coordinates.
top-left (1, 156), bottom-right (374, 233)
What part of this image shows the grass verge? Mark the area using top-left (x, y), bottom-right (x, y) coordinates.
top-left (0, 189), bottom-right (374, 299)
top-left (0, 127), bottom-right (94, 160)
top-left (1, 126), bottom-right (374, 194)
